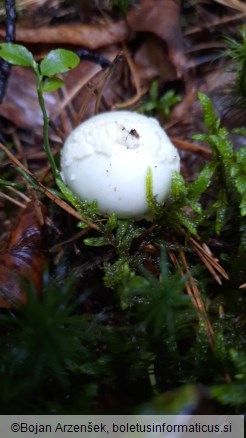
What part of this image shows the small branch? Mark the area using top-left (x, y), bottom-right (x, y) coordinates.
top-left (75, 49), bottom-right (111, 69)
top-left (0, 0), bottom-right (16, 103)
top-left (0, 142), bottom-right (100, 231)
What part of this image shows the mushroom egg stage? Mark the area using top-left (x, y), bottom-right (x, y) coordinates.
top-left (60, 111), bottom-right (180, 220)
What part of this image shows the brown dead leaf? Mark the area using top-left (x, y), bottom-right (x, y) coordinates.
top-left (0, 66), bottom-right (57, 133)
top-left (127, 0), bottom-right (186, 77)
top-left (0, 201), bottom-right (47, 308)
top-left (0, 20), bottom-right (130, 49)
top-left (133, 35), bottom-right (176, 89)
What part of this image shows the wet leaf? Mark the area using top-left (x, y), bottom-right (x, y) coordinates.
top-left (83, 236), bottom-right (110, 247)
top-left (0, 43), bottom-right (34, 67)
top-left (188, 162), bottom-right (217, 200)
top-left (42, 77), bottom-right (64, 93)
top-left (0, 202), bottom-right (47, 308)
top-left (127, 0), bottom-right (186, 76)
top-left (214, 189), bottom-right (227, 235)
top-left (171, 172), bottom-right (187, 198)
top-left (0, 66), bottom-right (58, 132)
top-left (40, 49), bottom-right (80, 77)
top-left (198, 92), bottom-right (220, 133)
top-left (175, 210), bottom-right (198, 235)
top-left (239, 193), bottom-right (246, 216)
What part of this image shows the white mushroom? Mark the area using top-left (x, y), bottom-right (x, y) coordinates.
top-left (60, 111), bottom-right (180, 220)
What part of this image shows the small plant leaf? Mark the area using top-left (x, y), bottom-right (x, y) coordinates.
top-left (214, 189), bottom-right (227, 235)
top-left (42, 77), bottom-right (64, 92)
top-left (0, 43), bottom-right (34, 67)
top-left (198, 92), bottom-right (220, 133)
top-left (192, 133), bottom-right (209, 142)
top-left (188, 162), bottom-right (217, 199)
top-left (187, 199), bottom-right (202, 214)
top-left (235, 175), bottom-right (246, 195)
top-left (107, 213), bottom-right (118, 231)
top-left (40, 49), bottom-right (80, 77)
top-left (149, 80), bottom-right (159, 101)
top-left (143, 101), bottom-right (157, 112)
top-left (56, 177), bottom-right (98, 219)
top-left (171, 172), bottom-right (187, 198)
top-left (236, 146), bottom-right (246, 169)
top-left (146, 167), bottom-right (162, 216)
top-left (239, 193), bottom-right (246, 216)
top-left (210, 129), bottom-right (233, 161)
top-left (83, 236), bottom-right (110, 247)
top-left (175, 210), bottom-right (197, 235)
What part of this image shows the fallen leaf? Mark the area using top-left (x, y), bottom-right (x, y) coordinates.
top-left (127, 0), bottom-right (186, 77)
top-left (0, 66), bottom-right (57, 133)
top-left (0, 201), bottom-right (47, 308)
top-left (0, 20), bottom-right (130, 49)
top-left (133, 35), bottom-right (176, 89)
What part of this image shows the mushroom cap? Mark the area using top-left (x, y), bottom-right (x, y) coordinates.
top-left (60, 111), bottom-right (180, 219)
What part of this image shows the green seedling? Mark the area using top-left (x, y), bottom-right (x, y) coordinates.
top-left (0, 43), bottom-right (80, 178)
top-left (139, 80), bottom-right (182, 120)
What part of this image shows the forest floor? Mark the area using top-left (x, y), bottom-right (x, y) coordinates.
top-left (0, 0), bottom-right (245, 415)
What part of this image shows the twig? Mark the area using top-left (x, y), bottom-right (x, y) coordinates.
top-left (190, 237), bottom-right (229, 282)
top-left (5, 185), bottom-right (31, 202)
top-left (95, 52), bottom-right (123, 114)
top-left (114, 86), bottom-right (148, 110)
top-left (168, 248), bottom-right (215, 348)
top-left (75, 49), bottom-right (111, 69)
top-left (0, 191), bottom-right (26, 208)
top-left (0, 0), bottom-right (16, 102)
top-left (0, 142), bottom-right (100, 231)
top-left (171, 138), bottom-right (212, 157)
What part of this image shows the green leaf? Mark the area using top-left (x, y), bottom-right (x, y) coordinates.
top-left (198, 92), bottom-right (220, 133)
top-left (171, 172), bottom-right (187, 198)
top-left (40, 49), bottom-right (80, 77)
top-left (159, 90), bottom-right (181, 119)
top-left (84, 236), bottom-right (110, 247)
top-left (143, 101), bottom-right (157, 112)
top-left (42, 77), bottom-right (64, 92)
top-left (145, 167), bottom-right (162, 216)
top-left (214, 189), bottom-right (227, 235)
top-left (175, 210), bottom-right (197, 235)
top-left (210, 129), bottom-right (233, 161)
top-left (188, 162), bottom-right (217, 199)
top-left (104, 258), bottom-right (134, 291)
top-left (239, 193), bottom-right (246, 216)
top-left (115, 221), bottom-right (142, 253)
top-left (56, 177), bottom-right (98, 219)
top-left (107, 213), bottom-right (118, 231)
top-left (0, 43), bottom-right (34, 67)
top-left (187, 199), bottom-right (202, 214)
top-left (192, 133), bottom-right (209, 142)
top-left (149, 80), bottom-right (159, 101)
top-left (235, 175), bottom-right (246, 195)
top-left (236, 147), bottom-right (246, 172)
top-left (0, 178), bottom-right (16, 187)
top-left (232, 127), bottom-right (246, 136)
